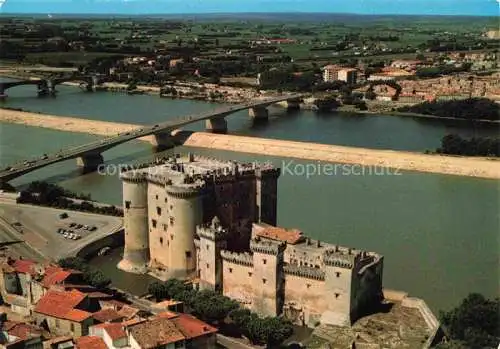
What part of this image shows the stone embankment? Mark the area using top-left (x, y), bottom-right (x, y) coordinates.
top-left (1, 108), bottom-right (499, 179)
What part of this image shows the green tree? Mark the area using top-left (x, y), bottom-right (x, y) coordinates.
top-left (440, 293), bottom-right (499, 349)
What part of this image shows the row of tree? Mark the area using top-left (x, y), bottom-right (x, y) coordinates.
top-left (17, 181), bottom-right (123, 216)
top-left (58, 257), bottom-right (111, 289)
top-left (436, 134), bottom-right (499, 157)
top-left (398, 98), bottom-right (500, 121)
top-left (148, 279), bottom-right (293, 347)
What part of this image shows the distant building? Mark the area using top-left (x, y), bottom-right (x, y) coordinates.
top-left (322, 65), bottom-right (340, 82)
top-left (337, 68), bottom-right (358, 84)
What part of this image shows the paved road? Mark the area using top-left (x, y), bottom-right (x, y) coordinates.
top-left (0, 215), bottom-right (45, 261)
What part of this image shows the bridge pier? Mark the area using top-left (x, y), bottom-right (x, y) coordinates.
top-left (285, 99), bottom-right (301, 111)
top-left (249, 106), bottom-right (269, 120)
top-left (152, 132), bottom-right (176, 151)
top-left (76, 152), bottom-right (104, 173)
top-left (205, 117), bottom-right (228, 134)
top-left (0, 89), bottom-right (6, 100)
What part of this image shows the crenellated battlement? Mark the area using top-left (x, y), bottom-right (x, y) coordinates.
top-left (197, 225), bottom-right (227, 242)
top-left (250, 237), bottom-right (286, 255)
top-left (165, 182), bottom-right (206, 199)
top-left (284, 264), bottom-right (325, 281)
top-left (221, 250), bottom-right (254, 267)
top-left (323, 248), bottom-right (359, 269)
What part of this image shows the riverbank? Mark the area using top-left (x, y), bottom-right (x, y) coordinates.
top-left (1, 108), bottom-right (499, 179)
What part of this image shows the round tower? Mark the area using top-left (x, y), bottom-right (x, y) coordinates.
top-left (164, 182), bottom-right (204, 279)
top-left (118, 174), bottom-right (150, 274)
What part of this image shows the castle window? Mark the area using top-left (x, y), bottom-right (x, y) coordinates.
top-left (157, 207), bottom-right (162, 215)
top-left (160, 237), bottom-right (163, 245)
top-left (186, 251), bottom-right (192, 258)
top-left (248, 272), bottom-right (252, 277)
top-left (336, 272), bottom-right (341, 277)
top-left (70, 323), bottom-right (74, 332)
top-left (156, 194), bottom-right (159, 200)
top-left (307, 284), bottom-right (311, 289)
top-left (206, 245), bottom-right (209, 250)
top-left (335, 293), bottom-right (340, 299)
top-left (263, 259), bottom-right (267, 265)
top-left (152, 219), bottom-right (157, 228)
top-left (171, 235), bottom-right (174, 240)
top-left (229, 268), bottom-right (233, 273)
top-left (125, 201), bottom-right (131, 209)
top-left (163, 224), bottom-right (167, 231)
top-left (206, 263), bottom-right (209, 269)
top-left (170, 217), bottom-right (175, 225)
top-left (262, 278), bottom-right (267, 284)
top-left (165, 197), bottom-right (168, 203)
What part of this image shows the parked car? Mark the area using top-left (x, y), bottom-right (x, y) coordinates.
top-left (59, 212), bottom-right (68, 219)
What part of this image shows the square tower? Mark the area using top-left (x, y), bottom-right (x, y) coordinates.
top-left (250, 237), bottom-right (286, 317)
top-left (197, 217), bottom-right (227, 292)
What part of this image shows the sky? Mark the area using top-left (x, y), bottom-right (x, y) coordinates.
top-left (0, 0), bottom-right (498, 16)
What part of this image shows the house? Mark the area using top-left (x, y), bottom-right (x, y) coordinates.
top-left (88, 323), bottom-right (129, 349)
top-left (337, 68), bottom-right (358, 85)
top-left (322, 65), bottom-right (340, 82)
top-left (33, 289), bottom-right (94, 337)
top-left (88, 312), bottom-right (217, 349)
top-left (0, 321), bottom-right (44, 349)
top-left (0, 259), bottom-right (86, 318)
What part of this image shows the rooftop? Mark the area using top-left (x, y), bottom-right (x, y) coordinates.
top-left (34, 289), bottom-right (92, 322)
top-left (253, 223), bottom-right (305, 245)
top-left (92, 322), bottom-right (127, 341)
top-left (75, 336), bottom-right (107, 349)
top-left (121, 154), bottom-right (275, 184)
top-left (170, 313), bottom-right (218, 340)
top-left (92, 308), bottom-right (125, 323)
top-left (129, 317), bottom-right (185, 348)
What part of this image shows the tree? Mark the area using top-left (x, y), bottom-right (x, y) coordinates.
top-left (439, 293), bottom-right (499, 349)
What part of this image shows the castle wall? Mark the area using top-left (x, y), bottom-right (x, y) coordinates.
top-left (255, 169), bottom-right (279, 227)
top-left (147, 182), bottom-right (169, 268)
top-left (119, 179), bottom-right (150, 273)
top-left (197, 230), bottom-right (226, 291)
top-left (283, 273), bottom-right (327, 327)
top-left (221, 259), bottom-right (254, 307)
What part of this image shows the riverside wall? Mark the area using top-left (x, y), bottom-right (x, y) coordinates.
top-left (1, 108), bottom-right (499, 180)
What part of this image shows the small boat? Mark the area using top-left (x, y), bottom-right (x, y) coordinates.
top-left (98, 247), bottom-right (111, 256)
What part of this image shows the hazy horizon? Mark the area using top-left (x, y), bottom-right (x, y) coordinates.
top-left (0, 0), bottom-right (498, 16)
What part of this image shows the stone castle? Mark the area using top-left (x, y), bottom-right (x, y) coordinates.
top-left (118, 154), bottom-right (383, 327)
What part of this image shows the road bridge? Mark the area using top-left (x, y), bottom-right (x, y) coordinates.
top-left (0, 94), bottom-right (303, 183)
top-left (0, 74), bottom-right (101, 97)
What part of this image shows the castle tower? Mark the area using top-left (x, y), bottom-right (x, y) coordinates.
top-left (250, 237), bottom-right (286, 317)
top-left (197, 216), bottom-right (227, 291)
top-left (118, 174), bottom-right (150, 274)
top-left (255, 167), bottom-right (280, 226)
top-left (163, 180), bottom-right (205, 278)
top-left (322, 248), bottom-right (384, 326)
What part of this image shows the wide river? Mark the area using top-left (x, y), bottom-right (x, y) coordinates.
top-left (1, 81), bottom-right (498, 312)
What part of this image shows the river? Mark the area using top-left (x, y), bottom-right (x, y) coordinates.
top-left (0, 80), bottom-right (498, 312)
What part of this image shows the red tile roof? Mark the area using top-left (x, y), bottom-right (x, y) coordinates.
top-left (42, 266), bottom-right (73, 288)
top-left (75, 336), bottom-right (107, 349)
top-left (129, 317), bottom-right (185, 348)
top-left (257, 227), bottom-right (305, 244)
top-left (92, 308), bottom-right (125, 323)
top-left (34, 289), bottom-right (91, 322)
top-left (171, 314), bottom-right (217, 340)
top-left (12, 260), bottom-right (37, 275)
top-left (2, 321), bottom-right (43, 340)
top-left (102, 323), bottom-right (127, 341)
